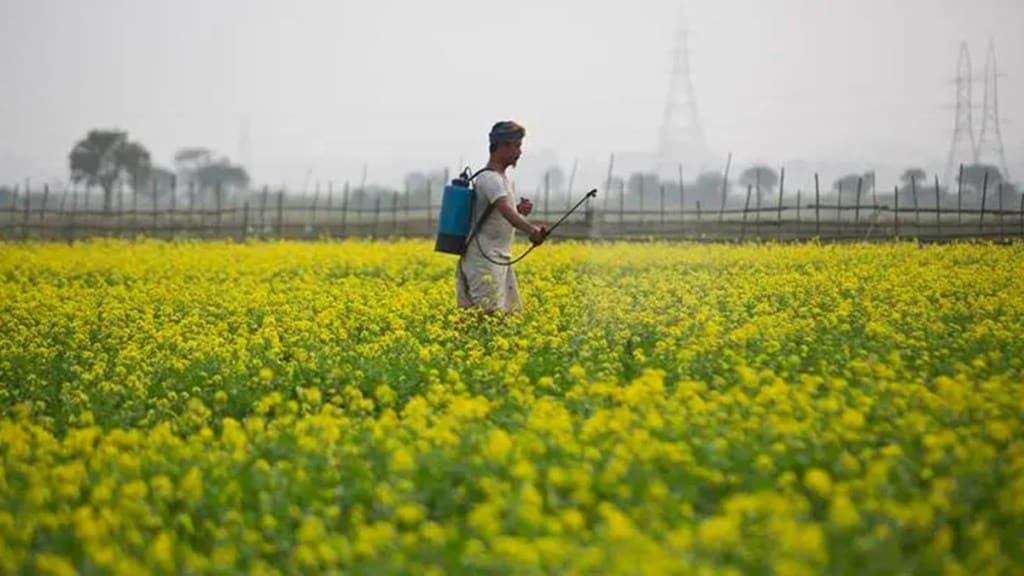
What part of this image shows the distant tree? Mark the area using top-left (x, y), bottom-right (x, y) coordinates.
top-left (172, 147), bottom-right (249, 204)
top-left (899, 168), bottom-right (927, 187)
top-left (959, 163), bottom-right (1003, 196)
top-left (174, 147), bottom-right (213, 190)
top-left (861, 172), bottom-right (876, 197)
top-left (739, 166), bottom-right (779, 203)
top-left (119, 142), bottom-right (152, 193)
top-left (146, 166), bottom-right (176, 201)
top-left (832, 174), bottom-right (862, 194)
top-left (194, 158), bottom-right (250, 204)
top-left (69, 129), bottom-right (151, 212)
top-left (692, 171), bottom-right (725, 204)
top-left (832, 173), bottom-right (867, 205)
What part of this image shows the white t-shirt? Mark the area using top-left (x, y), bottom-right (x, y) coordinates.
top-left (470, 170), bottom-right (516, 258)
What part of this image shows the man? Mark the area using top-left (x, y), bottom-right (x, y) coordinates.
top-left (456, 121), bottom-right (547, 313)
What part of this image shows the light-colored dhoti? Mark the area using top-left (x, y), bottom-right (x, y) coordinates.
top-left (455, 249), bottom-right (522, 313)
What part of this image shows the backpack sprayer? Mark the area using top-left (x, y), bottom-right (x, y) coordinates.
top-left (434, 167), bottom-right (597, 265)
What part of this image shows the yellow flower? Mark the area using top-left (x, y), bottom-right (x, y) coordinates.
top-left (698, 515), bottom-right (741, 549)
top-left (828, 492), bottom-right (861, 528)
top-left (804, 468), bottom-right (833, 498)
top-left (391, 447), bottom-right (415, 473)
top-left (395, 503), bottom-right (426, 526)
top-left (179, 467), bottom-right (203, 502)
top-left (486, 429), bottom-right (513, 461)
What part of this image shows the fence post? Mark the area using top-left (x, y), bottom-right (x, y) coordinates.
top-left (131, 180), bottom-right (138, 235)
top-left (215, 182), bottom-right (223, 237)
top-left (995, 183), bottom-right (1003, 237)
top-left (57, 184), bottom-right (69, 236)
top-left (678, 164), bottom-right (685, 232)
top-left (186, 182), bottom-right (196, 235)
top-left (151, 179), bottom-right (158, 235)
top-left (187, 182), bottom-right (197, 236)
top-left (258, 186), bottom-right (268, 236)
top-left (41, 184), bottom-right (50, 224)
top-left (740, 185), bottom-right (752, 242)
top-left (242, 200), bottom-right (250, 242)
top-left (639, 177), bottom-right (645, 224)
top-left (309, 181), bottom-right (320, 237)
top-left (979, 171), bottom-right (989, 234)
top-left (754, 170), bottom-right (761, 238)
top-left (342, 181), bottom-right (350, 237)
top-left (719, 152), bottom-right (732, 224)
top-left (603, 154), bottom-right (615, 219)
top-left (894, 185), bottom-right (900, 239)
top-left (777, 167), bottom-right (785, 226)
top-left (69, 189), bottom-right (78, 243)
top-left (425, 180), bottom-right (432, 233)
top-left (934, 176), bottom-right (942, 237)
top-left (6, 187), bottom-right (16, 239)
top-left (814, 173), bottom-right (821, 238)
top-left (957, 164), bottom-right (964, 226)
top-left (619, 180), bottom-right (625, 226)
top-left (566, 160), bottom-right (577, 213)
top-left (660, 184), bottom-right (665, 228)
top-left (999, 180), bottom-right (1007, 234)
top-left (696, 200), bottom-right (702, 223)
top-left (169, 176), bottom-right (177, 237)
top-left (326, 181), bottom-right (334, 238)
top-left (1019, 194), bottom-right (1023, 239)
top-left (115, 182), bottom-right (125, 238)
top-left (392, 191), bottom-right (399, 235)
top-left (372, 194), bottom-right (382, 237)
top-left (22, 185), bottom-right (31, 241)
top-left (277, 189), bottom-right (285, 238)
top-left (116, 182), bottom-right (124, 238)
top-left (836, 180), bottom-right (843, 232)
top-left (854, 177), bottom-right (862, 225)
top-left (403, 182), bottom-right (410, 235)
top-left (796, 190), bottom-right (802, 238)
top-left (911, 176), bottom-right (920, 233)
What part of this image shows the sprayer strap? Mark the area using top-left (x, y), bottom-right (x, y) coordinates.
top-left (462, 168), bottom-right (497, 255)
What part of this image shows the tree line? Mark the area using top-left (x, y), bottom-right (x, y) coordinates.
top-left (1, 128), bottom-right (1018, 215)
top-left (63, 129), bottom-right (250, 212)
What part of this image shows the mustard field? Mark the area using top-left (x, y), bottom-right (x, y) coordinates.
top-left (1, 240), bottom-right (1022, 575)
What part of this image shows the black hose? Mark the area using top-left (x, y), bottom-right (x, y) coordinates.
top-left (471, 189), bottom-right (597, 267)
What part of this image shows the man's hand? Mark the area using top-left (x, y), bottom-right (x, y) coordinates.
top-left (517, 198), bottom-right (533, 216)
top-left (528, 225), bottom-right (547, 245)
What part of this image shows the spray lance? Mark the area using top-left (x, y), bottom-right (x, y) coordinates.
top-left (435, 166), bottom-right (597, 266)
top-left (486, 187), bottom-right (598, 266)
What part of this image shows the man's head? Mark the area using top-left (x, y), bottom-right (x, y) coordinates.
top-left (488, 121), bottom-right (525, 168)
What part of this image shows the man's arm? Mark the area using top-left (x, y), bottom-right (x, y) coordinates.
top-left (495, 196), bottom-right (546, 244)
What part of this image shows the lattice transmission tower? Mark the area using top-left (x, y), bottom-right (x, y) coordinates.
top-left (657, 4), bottom-right (709, 175)
top-left (944, 41), bottom-right (977, 187)
top-left (976, 41), bottom-right (1011, 181)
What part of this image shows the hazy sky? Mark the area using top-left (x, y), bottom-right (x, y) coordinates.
top-left (1, 0), bottom-right (1022, 191)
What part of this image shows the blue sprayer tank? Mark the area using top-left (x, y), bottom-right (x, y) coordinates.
top-left (435, 174), bottom-right (474, 255)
